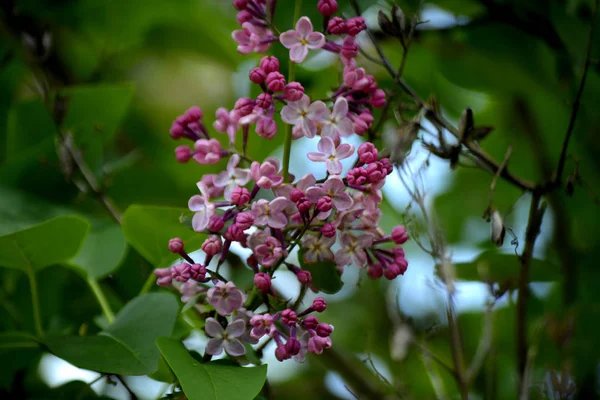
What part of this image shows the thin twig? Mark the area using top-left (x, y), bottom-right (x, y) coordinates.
top-left (414, 341), bottom-right (458, 380)
top-left (467, 301), bottom-right (495, 384)
top-left (555, 0), bottom-right (598, 183)
top-left (489, 146), bottom-right (513, 207)
top-left (115, 375), bottom-right (138, 400)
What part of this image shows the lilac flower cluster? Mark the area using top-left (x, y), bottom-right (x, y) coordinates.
top-left (157, 0), bottom-right (409, 363)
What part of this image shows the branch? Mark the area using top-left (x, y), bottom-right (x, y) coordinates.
top-left (555, 0), bottom-right (598, 183)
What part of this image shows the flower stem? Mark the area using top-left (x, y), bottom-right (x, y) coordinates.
top-left (282, 0), bottom-right (302, 182)
top-left (87, 277), bottom-right (115, 324)
top-left (26, 267), bottom-right (44, 338)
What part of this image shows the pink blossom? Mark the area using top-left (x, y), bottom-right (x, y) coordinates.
top-left (312, 297), bottom-right (327, 312)
top-left (254, 272), bottom-right (271, 293)
top-left (255, 93), bottom-right (272, 109)
top-left (168, 237), bottom-right (184, 254)
top-left (175, 146), bottom-right (192, 163)
top-left (308, 333), bottom-right (332, 354)
top-left (234, 97), bottom-right (254, 117)
top-left (343, 66), bottom-right (370, 90)
top-left (341, 36), bottom-right (358, 61)
top-left (213, 107), bottom-right (240, 144)
top-left (252, 197), bottom-right (291, 229)
top-left (232, 22), bottom-right (273, 54)
top-left (200, 174), bottom-right (225, 198)
top-left (154, 268), bottom-right (172, 287)
top-left (250, 314), bottom-right (275, 339)
top-left (307, 136), bottom-right (354, 175)
top-left (280, 17), bottom-right (326, 63)
top-left (250, 157), bottom-right (283, 189)
top-left (193, 139), bottom-right (222, 164)
top-left (315, 97), bottom-right (354, 139)
top-left (306, 176), bottom-right (354, 216)
top-left (207, 281), bottom-right (245, 316)
top-left (256, 117), bottom-right (277, 139)
top-left (371, 89), bottom-right (386, 108)
top-left (273, 173), bottom-right (316, 198)
top-left (171, 263), bottom-right (191, 282)
top-left (301, 234), bottom-right (336, 263)
top-left (328, 17), bottom-right (347, 34)
top-left (180, 280), bottom-right (203, 303)
top-left (235, 211), bottom-right (255, 230)
top-left (334, 233), bottom-right (373, 268)
top-left (367, 263), bottom-right (384, 279)
top-left (353, 111), bottom-right (374, 135)
top-left (392, 226), bottom-right (409, 244)
top-left (214, 154), bottom-right (251, 201)
top-left (205, 318), bottom-right (246, 356)
top-left (281, 95), bottom-right (327, 138)
top-left (254, 235), bottom-right (286, 267)
top-left (189, 182), bottom-right (215, 232)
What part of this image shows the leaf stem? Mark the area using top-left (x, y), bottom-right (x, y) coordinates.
top-left (26, 267), bottom-right (44, 338)
top-left (87, 277), bottom-right (115, 324)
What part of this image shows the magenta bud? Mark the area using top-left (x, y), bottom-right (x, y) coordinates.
top-left (154, 268), bottom-right (172, 287)
top-left (296, 197), bottom-right (311, 213)
top-left (235, 211), bottom-right (255, 230)
top-left (384, 263), bottom-right (402, 280)
top-left (367, 263), bottom-right (384, 279)
top-left (316, 323), bottom-right (333, 337)
top-left (255, 93), bottom-right (273, 109)
top-left (357, 142), bottom-right (379, 164)
top-left (171, 263), bottom-right (191, 282)
top-left (290, 188), bottom-right (305, 202)
top-left (256, 118), bottom-right (277, 139)
top-left (249, 67), bottom-right (267, 84)
top-left (234, 97), bottom-right (254, 117)
top-left (316, 196), bottom-right (333, 212)
top-left (170, 122), bottom-right (184, 139)
top-left (175, 146), bottom-right (192, 163)
top-left (247, 254), bottom-right (259, 268)
top-left (380, 157), bottom-right (393, 175)
top-left (254, 272), bottom-right (271, 293)
top-left (312, 297), bottom-right (327, 312)
top-left (266, 71), bottom-right (286, 92)
top-left (297, 269), bottom-right (312, 285)
top-left (259, 55), bottom-right (280, 74)
top-left (233, 0), bottom-right (248, 11)
top-left (225, 223), bottom-right (246, 242)
top-left (168, 237), bottom-right (184, 253)
top-left (341, 36), bottom-right (358, 60)
top-left (284, 82), bottom-right (304, 101)
top-left (346, 16), bottom-right (366, 36)
top-left (371, 89), bottom-right (386, 108)
top-left (190, 263), bottom-right (207, 281)
top-left (275, 344), bottom-right (290, 361)
top-left (328, 16), bottom-right (347, 34)
top-left (346, 167), bottom-right (368, 186)
top-left (186, 106), bottom-right (203, 121)
top-left (231, 187), bottom-right (251, 205)
top-left (236, 10), bottom-right (253, 24)
top-left (285, 337), bottom-right (301, 356)
top-left (303, 315), bottom-right (319, 330)
top-left (202, 235), bottom-right (222, 257)
top-left (281, 309), bottom-right (298, 326)
top-left (208, 215), bottom-right (225, 232)
top-left (391, 226), bottom-right (409, 244)
top-left (366, 162), bottom-right (386, 184)
top-left (321, 223), bottom-right (336, 238)
top-left (317, 0), bottom-right (338, 17)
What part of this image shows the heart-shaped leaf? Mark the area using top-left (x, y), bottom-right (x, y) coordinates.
top-left (298, 248), bottom-right (343, 294)
top-left (156, 337), bottom-right (267, 400)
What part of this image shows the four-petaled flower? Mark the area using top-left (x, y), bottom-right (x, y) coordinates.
top-left (214, 154), bottom-right (251, 201)
top-left (189, 182), bottom-right (215, 232)
top-left (213, 107), bottom-right (240, 145)
top-left (281, 95), bottom-right (327, 138)
top-left (307, 136), bottom-right (354, 175)
top-left (302, 234), bottom-right (336, 263)
top-left (280, 17), bottom-right (326, 63)
top-left (232, 22), bottom-right (273, 55)
top-left (207, 281), bottom-right (245, 316)
top-left (306, 176), bottom-right (354, 219)
top-left (316, 97), bottom-right (354, 139)
top-left (334, 233), bottom-right (373, 268)
top-left (254, 235), bottom-right (287, 267)
top-left (205, 318), bottom-right (246, 356)
top-left (252, 197), bottom-right (291, 229)
top-left (251, 157), bottom-right (284, 189)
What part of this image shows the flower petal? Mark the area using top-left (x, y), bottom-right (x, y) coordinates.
top-left (295, 16), bottom-right (314, 36)
top-left (324, 176), bottom-right (346, 194)
top-left (307, 101), bottom-right (328, 121)
top-left (268, 213), bottom-right (288, 229)
top-left (280, 31), bottom-right (302, 48)
top-left (332, 97), bottom-right (349, 119)
top-left (281, 105), bottom-right (301, 124)
top-left (306, 32), bottom-right (326, 48)
top-left (307, 152), bottom-right (328, 162)
top-left (192, 211), bottom-right (209, 232)
top-left (336, 143), bottom-right (354, 159)
top-left (205, 318), bottom-right (224, 337)
top-left (337, 118), bottom-right (354, 136)
top-left (226, 318), bottom-right (246, 338)
top-left (224, 339), bottom-right (246, 356)
top-left (325, 159), bottom-right (343, 175)
top-left (205, 338), bottom-right (224, 355)
top-left (290, 44), bottom-right (309, 63)
top-left (317, 136), bottom-right (335, 155)
top-left (188, 195), bottom-right (205, 212)
top-left (213, 171), bottom-right (230, 188)
top-left (333, 192), bottom-right (354, 210)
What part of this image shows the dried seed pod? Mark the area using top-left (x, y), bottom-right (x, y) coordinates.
top-left (391, 122), bottom-right (420, 164)
top-left (490, 209), bottom-right (506, 247)
top-left (458, 108), bottom-right (474, 140)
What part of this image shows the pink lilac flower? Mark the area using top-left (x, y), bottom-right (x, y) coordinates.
top-left (308, 333), bottom-right (332, 354)
top-left (205, 318), bottom-right (246, 356)
top-left (213, 108), bottom-right (240, 144)
top-left (346, 16), bottom-right (366, 36)
top-left (250, 157), bottom-right (283, 189)
top-left (341, 36), bottom-right (358, 62)
top-left (234, 97), bottom-right (254, 116)
top-left (302, 234), bottom-right (336, 263)
top-left (233, 308), bottom-right (259, 345)
top-left (280, 17), bottom-right (326, 63)
top-left (250, 313), bottom-right (275, 339)
top-left (281, 94), bottom-right (327, 138)
top-left (255, 93), bottom-right (272, 109)
top-left (154, 268), bottom-right (172, 287)
top-left (232, 22), bottom-right (273, 54)
top-left (266, 71), bottom-right (286, 92)
top-left (306, 176), bottom-right (354, 218)
top-left (328, 16), bottom-right (347, 34)
top-left (353, 111), bottom-right (374, 135)
top-left (273, 173), bottom-right (316, 198)
top-left (252, 197), bottom-right (291, 229)
top-left (231, 187), bottom-right (251, 205)
top-left (254, 235), bottom-right (286, 267)
top-left (284, 82), bottom-right (304, 101)
top-left (316, 97), bottom-right (354, 139)
top-left (334, 233), bottom-right (373, 268)
top-left (256, 117), bottom-right (277, 139)
top-left (392, 226), bottom-right (409, 244)
top-left (175, 146), bottom-right (192, 163)
top-left (180, 280), bottom-right (203, 303)
top-left (189, 182), bottom-right (215, 232)
top-left (207, 281), bottom-right (245, 316)
top-left (371, 89), bottom-right (386, 108)
top-left (254, 272), bottom-right (271, 292)
top-left (168, 237), bottom-right (184, 254)
top-left (214, 154), bottom-right (251, 201)
top-left (200, 174), bottom-right (225, 198)
top-left (193, 139), bottom-right (222, 164)
top-left (259, 55), bottom-right (280, 73)
top-left (307, 136), bottom-right (354, 175)
top-left (202, 235), bottom-right (222, 257)
top-left (249, 67), bottom-right (267, 84)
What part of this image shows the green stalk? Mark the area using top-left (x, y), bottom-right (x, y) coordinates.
top-left (26, 267), bottom-right (44, 338)
top-left (87, 278), bottom-right (115, 324)
top-left (281, 0), bottom-right (302, 182)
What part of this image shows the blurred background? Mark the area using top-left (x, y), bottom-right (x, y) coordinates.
top-left (1, 0), bottom-right (600, 399)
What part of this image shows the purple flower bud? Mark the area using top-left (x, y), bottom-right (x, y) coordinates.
top-left (202, 235), bottom-right (222, 257)
top-left (168, 237), bottom-right (184, 254)
top-left (371, 89), bottom-right (386, 108)
top-left (235, 211), bottom-right (255, 230)
top-left (175, 146), bottom-right (192, 163)
top-left (285, 337), bottom-right (302, 356)
top-left (367, 263), bottom-right (383, 279)
top-left (384, 263), bottom-right (402, 280)
top-left (259, 55), bottom-right (280, 74)
top-left (190, 263), bottom-right (207, 281)
top-left (171, 263), bottom-right (192, 282)
top-left (231, 187), bottom-right (251, 205)
top-left (234, 97), bottom-right (254, 117)
top-left (353, 111), bottom-right (374, 135)
top-left (225, 223), bottom-right (246, 242)
top-left (296, 197), bottom-right (311, 213)
top-left (170, 122), bottom-right (184, 139)
top-left (290, 188), bottom-right (305, 202)
top-left (346, 167), bottom-right (368, 186)
top-left (316, 323), bottom-right (333, 337)
top-left (236, 10), bottom-right (253, 24)
top-left (254, 272), bottom-right (271, 293)
top-left (256, 118), bottom-right (277, 139)
top-left (317, 0), bottom-right (338, 17)
top-left (316, 196), bottom-right (333, 212)
top-left (186, 106), bottom-right (203, 121)
top-left (357, 142), bottom-right (379, 164)
top-left (392, 226), bottom-right (409, 244)
top-left (208, 215), bottom-right (225, 232)
top-left (393, 246), bottom-right (405, 261)
top-left (321, 223), bottom-right (336, 238)
top-left (266, 71), bottom-right (286, 92)
top-left (303, 316), bottom-right (319, 330)
top-left (366, 162), bottom-right (386, 184)
top-left (249, 67), bottom-right (267, 84)
top-left (275, 344), bottom-right (290, 361)
top-left (154, 268), bottom-right (172, 287)
top-left (364, 75), bottom-right (378, 93)
top-left (284, 82), bottom-right (304, 101)
top-left (341, 36), bottom-right (358, 59)
top-left (255, 93), bottom-right (273, 109)
top-left (281, 309), bottom-right (298, 326)
top-left (346, 16), bottom-right (366, 36)
top-left (233, 0), bottom-right (248, 10)
top-left (328, 16), bottom-right (347, 34)
top-left (297, 269), bottom-right (312, 285)
top-left (247, 254), bottom-right (259, 269)
top-left (380, 157), bottom-right (393, 175)
top-left (312, 297), bottom-right (327, 312)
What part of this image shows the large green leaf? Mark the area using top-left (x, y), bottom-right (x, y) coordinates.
top-left (297, 248), bottom-right (343, 294)
top-left (46, 292), bottom-right (179, 375)
top-left (0, 216), bottom-right (90, 272)
top-left (0, 331), bottom-right (40, 352)
top-left (454, 250), bottom-right (560, 283)
top-left (122, 205), bottom-right (205, 267)
top-left (70, 222), bottom-right (127, 279)
top-left (156, 337), bottom-right (267, 400)
top-left (5, 99), bottom-right (57, 161)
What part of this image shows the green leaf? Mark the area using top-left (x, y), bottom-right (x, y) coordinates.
top-left (70, 222), bottom-right (127, 279)
top-left (46, 292), bottom-right (179, 375)
top-left (297, 248), bottom-right (343, 294)
top-left (122, 205), bottom-right (205, 267)
top-left (156, 337), bottom-right (267, 400)
top-left (6, 99), bottom-right (57, 161)
top-left (0, 216), bottom-right (90, 272)
top-left (0, 331), bottom-right (40, 352)
top-left (454, 250), bottom-right (560, 283)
